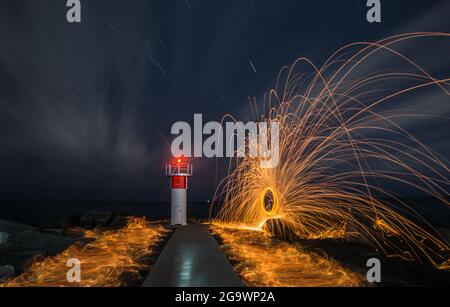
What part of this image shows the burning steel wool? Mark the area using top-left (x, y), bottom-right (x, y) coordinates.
top-left (1, 218), bottom-right (169, 287)
top-left (211, 224), bottom-right (364, 287)
top-left (213, 33), bottom-right (450, 269)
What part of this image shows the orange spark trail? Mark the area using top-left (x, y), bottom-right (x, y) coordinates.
top-left (211, 224), bottom-right (364, 287)
top-left (213, 32), bottom-right (450, 269)
top-left (1, 218), bottom-right (169, 287)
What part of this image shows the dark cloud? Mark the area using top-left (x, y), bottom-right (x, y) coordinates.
top-left (0, 0), bottom-right (448, 202)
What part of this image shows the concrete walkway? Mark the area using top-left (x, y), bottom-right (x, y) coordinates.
top-left (142, 224), bottom-right (244, 287)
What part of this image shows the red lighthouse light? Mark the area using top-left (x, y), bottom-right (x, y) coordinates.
top-left (171, 176), bottom-right (187, 189)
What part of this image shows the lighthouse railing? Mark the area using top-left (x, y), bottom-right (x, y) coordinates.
top-left (165, 164), bottom-right (193, 176)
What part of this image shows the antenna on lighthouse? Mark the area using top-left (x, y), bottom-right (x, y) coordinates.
top-left (165, 157), bottom-right (193, 226)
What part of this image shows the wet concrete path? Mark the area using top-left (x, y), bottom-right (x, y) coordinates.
top-left (142, 224), bottom-right (244, 287)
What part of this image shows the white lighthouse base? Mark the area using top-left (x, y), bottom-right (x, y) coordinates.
top-left (171, 189), bottom-right (187, 226)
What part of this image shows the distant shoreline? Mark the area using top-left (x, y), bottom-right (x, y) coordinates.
top-left (0, 198), bottom-right (448, 228)
top-left (0, 202), bottom-right (212, 225)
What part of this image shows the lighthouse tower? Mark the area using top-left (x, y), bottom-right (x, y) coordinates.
top-left (165, 158), bottom-right (193, 226)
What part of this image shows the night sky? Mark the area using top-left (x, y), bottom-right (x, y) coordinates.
top-left (0, 0), bottom-right (449, 205)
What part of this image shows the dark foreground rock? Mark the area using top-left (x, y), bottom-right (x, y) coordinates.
top-left (0, 219), bottom-right (37, 235)
top-left (0, 230), bottom-right (79, 274)
top-left (295, 237), bottom-right (450, 287)
top-left (0, 265), bottom-right (15, 282)
top-left (7, 230), bottom-right (78, 255)
top-left (0, 212), bottom-right (132, 278)
top-left (0, 232), bottom-right (9, 245)
top-left (79, 211), bottom-right (118, 228)
top-left (108, 215), bottom-right (128, 229)
top-left (61, 215), bottom-right (81, 229)
top-left (0, 218), bottom-right (82, 276)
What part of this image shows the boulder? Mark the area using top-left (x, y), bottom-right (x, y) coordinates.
top-left (108, 215), bottom-right (128, 229)
top-left (0, 265), bottom-right (15, 282)
top-left (41, 228), bottom-right (64, 236)
top-left (22, 253), bottom-right (47, 273)
top-left (0, 228), bottom-right (79, 272)
top-left (6, 250), bottom-right (47, 275)
top-left (0, 232), bottom-right (10, 245)
top-left (80, 211), bottom-right (116, 228)
top-left (0, 219), bottom-right (37, 235)
top-left (61, 215), bottom-right (81, 229)
top-left (8, 230), bottom-right (78, 255)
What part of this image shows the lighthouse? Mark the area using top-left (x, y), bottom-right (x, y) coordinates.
top-left (165, 157), bottom-right (193, 226)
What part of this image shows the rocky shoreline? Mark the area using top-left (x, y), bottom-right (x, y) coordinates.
top-left (0, 211), bottom-right (130, 282)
